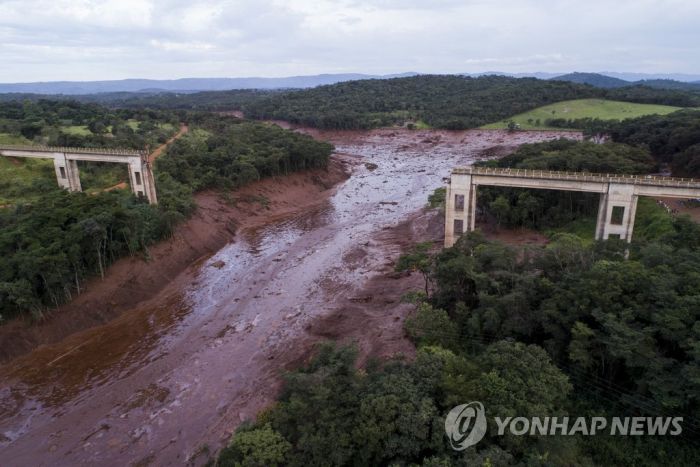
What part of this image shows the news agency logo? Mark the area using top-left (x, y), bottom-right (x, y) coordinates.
top-left (444, 402), bottom-right (487, 450)
top-left (445, 402), bottom-right (684, 450)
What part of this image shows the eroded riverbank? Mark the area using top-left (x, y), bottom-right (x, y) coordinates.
top-left (0, 158), bottom-right (351, 362)
top-left (0, 128), bottom-right (581, 466)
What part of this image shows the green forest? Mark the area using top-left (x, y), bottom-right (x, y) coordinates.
top-left (73, 75), bottom-right (700, 131)
top-left (219, 223), bottom-right (700, 466)
top-left (7, 75), bottom-right (700, 131)
top-left (604, 110), bottom-right (700, 177)
top-left (229, 75), bottom-right (602, 130)
top-left (0, 98), bottom-right (180, 149)
top-left (534, 110), bottom-right (700, 177)
top-left (0, 101), bottom-right (333, 321)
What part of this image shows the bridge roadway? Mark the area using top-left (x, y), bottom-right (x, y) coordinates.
top-left (0, 145), bottom-right (157, 204)
top-left (445, 166), bottom-right (700, 247)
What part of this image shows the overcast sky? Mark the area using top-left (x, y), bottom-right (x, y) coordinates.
top-left (1, 0), bottom-right (699, 82)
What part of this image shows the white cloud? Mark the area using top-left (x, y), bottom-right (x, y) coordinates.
top-left (0, 0), bottom-right (698, 81)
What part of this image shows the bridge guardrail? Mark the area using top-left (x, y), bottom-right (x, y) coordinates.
top-left (0, 144), bottom-right (146, 157)
top-left (454, 166), bottom-right (700, 189)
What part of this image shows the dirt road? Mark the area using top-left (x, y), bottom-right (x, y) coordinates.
top-left (0, 128), bottom-right (580, 466)
top-left (149, 124), bottom-right (188, 164)
top-left (99, 124), bottom-right (188, 193)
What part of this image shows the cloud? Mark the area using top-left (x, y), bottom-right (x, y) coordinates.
top-left (463, 54), bottom-right (566, 66)
top-left (0, 0), bottom-right (698, 81)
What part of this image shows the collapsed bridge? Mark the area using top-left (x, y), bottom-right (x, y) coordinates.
top-left (445, 166), bottom-right (700, 247)
top-left (0, 145), bottom-right (157, 204)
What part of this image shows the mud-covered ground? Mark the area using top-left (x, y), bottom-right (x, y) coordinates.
top-left (0, 158), bottom-right (351, 362)
top-left (0, 128), bottom-right (581, 466)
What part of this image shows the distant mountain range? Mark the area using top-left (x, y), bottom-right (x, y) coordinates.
top-left (0, 73), bottom-right (418, 95)
top-left (550, 72), bottom-right (700, 90)
top-left (463, 71), bottom-right (700, 84)
top-left (548, 72), bottom-right (631, 88)
top-left (0, 71), bottom-right (699, 95)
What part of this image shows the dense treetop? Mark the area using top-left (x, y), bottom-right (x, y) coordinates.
top-left (158, 114), bottom-right (332, 191)
top-left (220, 223), bottom-right (700, 466)
top-left (0, 98), bottom-right (180, 149)
top-left (551, 110), bottom-right (700, 177)
top-left (237, 75), bottom-right (602, 130)
top-left (603, 110), bottom-right (700, 177)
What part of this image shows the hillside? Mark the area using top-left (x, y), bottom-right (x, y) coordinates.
top-left (551, 72), bottom-right (630, 88)
top-left (635, 79), bottom-right (700, 91)
top-left (553, 73), bottom-right (700, 92)
top-left (0, 73), bottom-right (419, 94)
top-left (481, 98), bottom-right (684, 130)
top-left (94, 75), bottom-right (700, 128)
top-left (237, 75), bottom-right (602, 129)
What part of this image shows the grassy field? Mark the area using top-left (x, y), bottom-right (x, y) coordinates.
top-left (62, 125), bottom-right (92, 136)
top-left (0, 157), bottom-right (56, 205)
top-left (482, 98), bottom-right (685, 130)
top-left (61, 120), bottom-right (174, 136)
top-left (0, 133), bottom-right (30, 145)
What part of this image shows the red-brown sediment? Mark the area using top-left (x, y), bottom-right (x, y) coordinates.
top-left (0, 128), bottom-right (581, 466)
top-left (0, 157), bottom-right (351, 362)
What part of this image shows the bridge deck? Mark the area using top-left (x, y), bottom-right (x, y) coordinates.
top-left (0, 144), bottom-right (145, 157)
top-left (454, 166), bottom-right (700, 189)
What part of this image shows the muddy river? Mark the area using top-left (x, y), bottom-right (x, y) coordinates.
top-left (0, 128), bottom-right (580, 466)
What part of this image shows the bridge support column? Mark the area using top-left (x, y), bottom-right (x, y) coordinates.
top-left (53, 154), bottom-right (81, 191)
top-left (595, 183), bottom-right (638, 242)
top-left (444, 173), bottom-right (476, 247)
top-left (142, 162), bottom-right (158, 205)
top-left (67, 159), bottom-right (82, 192)
top-left (127, 157), bottom-right (158, 205)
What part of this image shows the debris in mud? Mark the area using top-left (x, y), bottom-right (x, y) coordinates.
top-left (364, 162), bottom-right (379, 171)
top-left (349, 296), bottom-right (373, 303)
top-left (216, 325), bottom-right (236, 338)
top-left (479, 145), bottom-right (516, 159)
top-left (210, 260), bottom-right (226, 269)
top-left (388, 270), bottom-right (410, 279)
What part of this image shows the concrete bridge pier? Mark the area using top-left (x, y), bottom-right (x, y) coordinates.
top-left (595, 183), bottom-right (638, 242)
top-left (52, 155), bottom-right (81, 192)
top-left (444, 173), bottom-right (477, 247)
top-left (143, 163), bottom-right (158, 205)
top-left (128, 160), bottom-right (158, 204)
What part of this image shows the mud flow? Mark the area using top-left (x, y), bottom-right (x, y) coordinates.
top-left (0, 128), bottom-right (580, 466)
